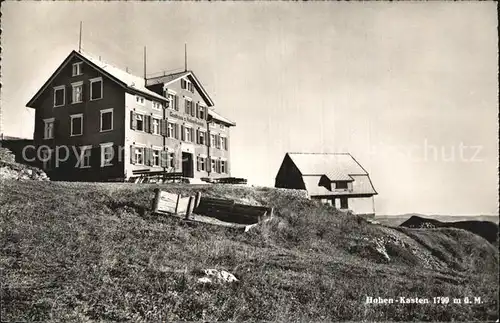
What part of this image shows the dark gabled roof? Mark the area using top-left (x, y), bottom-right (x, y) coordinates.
top-left (27, 50), bottom-right (167, 107)
top-left (146, 70), bottom-right (214, 107)
top-left (285, 152), bottom-right (377, 196)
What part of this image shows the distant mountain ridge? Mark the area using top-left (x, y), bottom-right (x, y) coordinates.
top-left (378, 213), bottom-right (498, 223)
top-left (400, 215), bottom-right (499, 245)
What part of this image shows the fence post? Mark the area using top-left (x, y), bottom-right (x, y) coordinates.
top-left (152, 188), bottom-right (161, 213)
top-left (194, 192), bottom-right (202, 209)
top-left (175, 194), bottom-right (180, 214)
top-left (186, 196), bottom-right (193, 219)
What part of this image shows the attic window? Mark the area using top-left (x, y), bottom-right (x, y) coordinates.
top-left (72, 62), bottom-right (83, 76)
top-left (335, 181), bottom-right (348, 189)
top-left (136, 95), bottom-right (145, 105)
top-left (152, 101), bottom-right (162, 110)
top-left (181, 78), bottom-right (194, 93)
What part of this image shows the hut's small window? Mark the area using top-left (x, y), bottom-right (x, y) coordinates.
top-left (336, 181), bottom-right (348, 189)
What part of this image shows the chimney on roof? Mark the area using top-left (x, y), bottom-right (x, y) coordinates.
top-left (184, 43), bottom-right (187, 72)
top-left (143, 46), bottom-right (147, 86)
top-left (78, 21), bottom-right (82, 53)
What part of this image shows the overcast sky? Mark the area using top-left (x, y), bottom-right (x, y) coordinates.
top-left (2, 2), bottom-right (498, 215)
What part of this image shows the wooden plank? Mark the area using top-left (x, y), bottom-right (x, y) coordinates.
top-left (176, 196), bottom-right (191, 215)
top-left (200, 197), bottom-right (235, 206)
top-left (155, 190), bottom-right (179, 214)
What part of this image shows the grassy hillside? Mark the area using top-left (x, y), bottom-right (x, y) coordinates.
top-left (1, 180), bottom-right (498, 322)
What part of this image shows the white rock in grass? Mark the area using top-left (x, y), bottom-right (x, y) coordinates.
top-left (197, 277), bottom-right (212, 284)
top-left (197, 269), bottom-right (239, 284)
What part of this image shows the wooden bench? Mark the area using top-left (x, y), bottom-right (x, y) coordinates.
top-left (194, 197), bottom-right (272, 225)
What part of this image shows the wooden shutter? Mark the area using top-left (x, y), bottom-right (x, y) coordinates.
top-left (130, 111), bottom-right (136, 130)
top-left (196, 157), bottom-right (200, 171)
top-left (144, 115), bottom-right (149, 133)
top-left (160, 151), bottom-right (168, 167)
top-left (148, 116), bottom-right (153, 133)
top-left (130, 145), bottom-right (136, 164)
top-left (144, 148), bottom-right (151, 166)
top-left (160, 120), bottom-right (167, 136)
top-left (181, 125), bottom-right (185, 141)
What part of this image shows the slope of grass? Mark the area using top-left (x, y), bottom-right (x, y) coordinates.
top-left (1, 180), bottom-right (498, 322)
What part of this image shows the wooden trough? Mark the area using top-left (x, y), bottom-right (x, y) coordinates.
top-left (152, 189), bottom-right (273, 230)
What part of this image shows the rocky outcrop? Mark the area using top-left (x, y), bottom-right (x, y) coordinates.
top-left (0, 148), bottom-right (49, 181)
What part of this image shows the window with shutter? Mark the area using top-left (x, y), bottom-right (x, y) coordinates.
top-left (136, 114), bottom-right (144, 131)
top-left (168, 152), bottom-right (175, 168)
top-left (220, 160), bottom-right (226, 174)
top-left (130, 111), bottom-right (137, 130)
top-left (130, 145), bottom-right (136, 164)
top-left (200, 157), bottom-right (206, 171)
top-left (196, 157), bottom-right (201, 171)
top-left (135, 147), bottom-right (144, 165)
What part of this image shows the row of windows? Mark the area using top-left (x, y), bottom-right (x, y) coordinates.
top-left (131, 146), bottom-right (174, 168)
top-left (53, 77), bottom-right (103, 107)
top-left (197, 156), bottom-right (228, 174)
top-left (135, 95), bottom-right (164, 111)
top-left (130, 146), bottom-right (228, 173)
top-left (40, 143), bottom-right (114, 170)
top-left (130, 112), bottom-right (228, 150)
top-left (43, 109), bottom-right (113, 139)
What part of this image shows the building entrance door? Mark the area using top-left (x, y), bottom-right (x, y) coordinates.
top-left (182, 152), bottom-right (194, 178)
